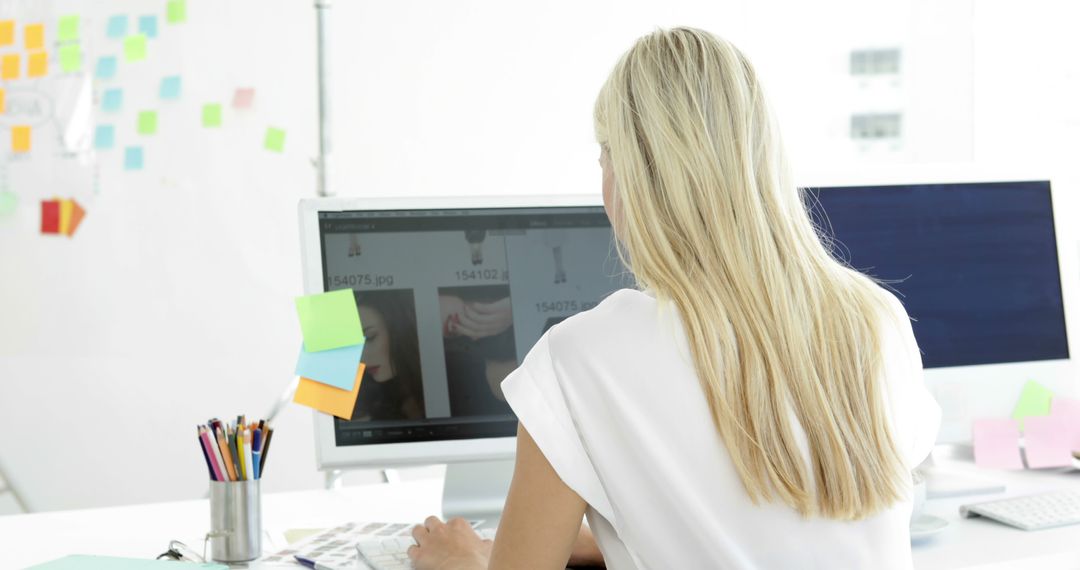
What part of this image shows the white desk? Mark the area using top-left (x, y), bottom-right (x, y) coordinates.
top-left (2, 459), bottom-right (1078, 569)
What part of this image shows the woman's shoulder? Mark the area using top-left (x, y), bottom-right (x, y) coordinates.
top-left (541, 288), bottom-right (661, 357)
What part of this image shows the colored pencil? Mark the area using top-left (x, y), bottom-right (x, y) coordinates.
top-left (197, 427), bottom-right (215, 480)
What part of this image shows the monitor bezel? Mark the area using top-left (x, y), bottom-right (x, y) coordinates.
top-left (299, 194), bottom-right (605, 470)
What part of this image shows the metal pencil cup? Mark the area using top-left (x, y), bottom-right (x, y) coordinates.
top-left (209, 479), bottom-right (262, 562)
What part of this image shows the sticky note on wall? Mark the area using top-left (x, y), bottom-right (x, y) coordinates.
top-left (138, 15), bottom-right (158, 38)
top-left (123, 34), bottom-right (147, 62)
top-left (96, 56), bottom-right (117, 79)
top-left (2, 53), bottom-right (20, 80)
top-left (167, 0), bottom-right (188, 24)
top-left (41, 200), bottom-right (60, 234)
top-left (233, 88), bottom-right (255, 109)
top-left (102, 88), bottom-right (123, 112)
top-left (202, 103), bottom-right (222, 127)
top-left (59, 45), bottom-right (82, 73)
top-left (24, 23), bottom-right (43, 50)
top-left (0, 20), bottom-right (13, 46)
top-left (12, 125), bottom-right (31, 153)
top-left (294, 289), bottom-right (365, 352)
top-left (137, 111), bottom-right (158, 135)
top-left (160, 76), bottom-right (181, 99)
top-left (106, 15), bottom-right (127, 38)
top-left (264, 127), bottom-right (286, 152)
top-left (0, 88), bottom-right (5, 114)
top-left (94, 125), bottom-right (114, 149)
top-left (28, 51), bottom-right (47, 77)
top-left (58, 15), bottom-right (80, 41)
top-left (124, 146), bottom-right (144, 170)
top-left (294, 364), bottom-right (365, 420)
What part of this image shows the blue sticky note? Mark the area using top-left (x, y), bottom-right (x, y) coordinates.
top-left (102, 88), bottom-right (123, 112)
top-left (106, 15), bottom-right (127, 38)
top-left (295, 342), bottom-right (365, 390)
top-left (159, 76), bottom-right (181, 99)
top-left (94, 125), bottom-right (115, 149)
top-left (95, 56), bottom-right (117, 79)
top-left (138, 15), bottom-right (158, 38)
top-left (124, 146), bottom-right (143, 170)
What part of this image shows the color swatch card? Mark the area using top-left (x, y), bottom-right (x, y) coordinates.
top-left (295, 341), bottom-right (365, 390)
top-left (295, 290), bottom-right (364, 352)
top-left (972, 418), bottom-right (1023, 470)
top-left (294, 364), bottom-right (366, 420)
top-left (40, 199), bottom-right (86, 237)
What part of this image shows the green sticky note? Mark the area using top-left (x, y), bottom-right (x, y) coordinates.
top-left (137, 111), bottom-right (158, 135)
top-left (1012, 380), bottom-right (1054, 430)
top-left (123, 34), bottom-right (147, 62)
top-left (0, 191), bottom-right (17, 216)
top-left (202, 103), bottom-right (222, 127)
top-left (58, 44), bottom-right (83, 72)
top-left (295, 289), bottom-right (364, 352)
top-left (167, 0), bottom-right (187, 23)
top-left (264, 127), bottom-right (286, 152)
top-left (58, 15), bottom-right (80, 41)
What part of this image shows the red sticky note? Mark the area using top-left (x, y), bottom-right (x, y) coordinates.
top-left (972, 418), bottom-right (1023, 470)
top-left (1024, 416), bottom-right (1074, 468)
top-left (1050, 397), bottom-right (1080, 452)
top-left (40, 200), bottom-right (60, 234)
top-left (232, 87), bottom-right (255, 109)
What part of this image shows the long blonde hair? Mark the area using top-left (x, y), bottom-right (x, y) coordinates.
top-left (594, 27), bottom-right (906, 520)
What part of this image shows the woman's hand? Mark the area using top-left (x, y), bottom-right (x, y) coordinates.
top-left (407, 516), bottom-right (492, 570)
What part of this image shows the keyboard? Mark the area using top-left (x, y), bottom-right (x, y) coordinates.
top-left (279, 520), bottom-right (491, 570)
top-left (358, 527), bottom-right (496, 570)
top-left (960, 490), bottom-right (1080, 531)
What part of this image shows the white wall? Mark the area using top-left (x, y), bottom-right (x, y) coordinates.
top-left (1, 0), bottom-right (1078, 512)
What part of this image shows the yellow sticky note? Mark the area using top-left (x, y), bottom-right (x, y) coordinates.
top-left (2, 53), bottom-right (20, 80)
top-left (294, 364), bottom-right (365, 420)
top-left (0, 21), bottom-right (13, 46)
top-left (59, 199), bottom-right (74, 235)
top-left (28, 51), bottom-right (47, 78)
top-left (12, 126), bottom-right (31, 153)
top-left (0, 88), bottom-right (5, 114)
top-left (24, 23), bottom-right (44, 50)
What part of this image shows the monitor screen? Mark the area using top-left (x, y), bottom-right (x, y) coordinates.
top-left (319, 206), bottom-right (631, 446)
top-left (809, 180), bottom-right (1068, 369)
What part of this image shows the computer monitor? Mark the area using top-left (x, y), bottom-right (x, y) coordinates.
top-left (805, 176), bottom-right (1078, 444)
top-left (298, 195), bottom-right (630, 518)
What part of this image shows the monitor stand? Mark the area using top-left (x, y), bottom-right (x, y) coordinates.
top-left (441, 459), bottom-right (515, 526)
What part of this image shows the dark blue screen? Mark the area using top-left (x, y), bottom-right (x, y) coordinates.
top-left (808, 181), bottom-right (1069, 369)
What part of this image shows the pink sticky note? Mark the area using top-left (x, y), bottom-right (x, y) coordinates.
top-left (232, 87), bottom-right (255, 109)
top-left (972, 418), bottom-right (1023, 470)
top-left (1050, 397), bottom-right (1080, 451)
top-left (1024, 416), bottom-right (1074, 468)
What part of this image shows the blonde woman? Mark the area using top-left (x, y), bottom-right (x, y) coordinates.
top-left (408, 27), bottom-right (940, 569)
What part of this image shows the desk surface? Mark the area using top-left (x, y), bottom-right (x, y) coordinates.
top-left (2, 458), bottom-right (1079, 569)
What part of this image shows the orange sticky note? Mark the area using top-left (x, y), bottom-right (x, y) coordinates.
top-left (11, 125), bottom-right (30, 153)
top-left (0, 21), bottom-right (13, 46)
top-left (294, 363), bottom-right (365, 420)
top-left (1, 53), bottom-right (19, 80)
top-left (67, 199), bottom-right (86, 237)
top-left (24, 23), bottom-right (44, 50)
top-left (27, 51), bottom-right (47, 78)
top-left (0, 88), bottom-right (5, 114)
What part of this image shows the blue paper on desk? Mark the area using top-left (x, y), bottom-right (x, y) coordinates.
top-left (28, 555), bottom-right (226, 569)
top-left (295, 341), bottom-right (365, 390)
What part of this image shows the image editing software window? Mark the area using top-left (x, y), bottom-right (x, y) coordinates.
top-left (319, 207), bottom-right (632, 446)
